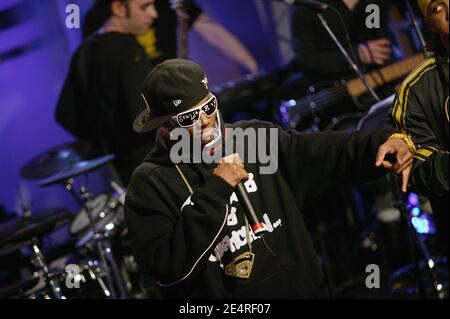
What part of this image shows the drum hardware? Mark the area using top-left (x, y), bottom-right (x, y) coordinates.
top-left (0, 274), bottom-right (41, 299)
top-left (9, 142), bottom-right (135, 298)
top-left (389, 180), bottom-right (447, 299)
top-left (0, 212), bottom-right (74, 299)
top-left (24, 259), bottom-right (111, 299)
top-left (29, 238), bottom-right (65, 299)
top-left (36, 154), bottom-right (128, 298)
top-left (61, 178), bottom-right (127, 299)
top-left (56, 259), bottom-right (111, 299)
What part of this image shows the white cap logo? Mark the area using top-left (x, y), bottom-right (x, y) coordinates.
top-left (201, 76), bottom-right (208, 90)
top-left (173, 99), bottom-right (182, 107)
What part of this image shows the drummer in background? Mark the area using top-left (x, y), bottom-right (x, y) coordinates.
top-left (389, 0), bottom-right (449, 259)
top-left (55, 0), bottom-right (158, 186)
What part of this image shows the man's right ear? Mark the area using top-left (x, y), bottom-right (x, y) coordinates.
top-left (111, 0), bottom-right (127, 18)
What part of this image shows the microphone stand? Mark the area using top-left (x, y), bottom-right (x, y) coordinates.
top-left (403, 0), bottom-right (430, 58)
top-left (390, 174), bottom-right (445, 299)
top-left (316, 12), bottom-right (381, 102)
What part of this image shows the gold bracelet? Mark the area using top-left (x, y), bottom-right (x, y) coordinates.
top-left (388, 133), bottom-right (416, 153)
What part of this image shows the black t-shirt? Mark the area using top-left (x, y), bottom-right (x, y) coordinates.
top-left (137, 0), bottom-right (203, 65)
top-left (56, 32), bottom-right (154, 184)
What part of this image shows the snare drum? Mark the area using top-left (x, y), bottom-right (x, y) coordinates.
top-left (70, 194), bottom-right (109, 235)
top-left (75, 207), bottom-right (124, 249)
top-left (71, 192), bottom-right (125, 249)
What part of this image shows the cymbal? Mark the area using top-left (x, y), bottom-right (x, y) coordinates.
top-left (38, 154), bottom-right (115, 187)
top-left (0, 207), bottom-right (72, 243)
top-left (20, 141), bottom-right (102, 180)
top-left (0, 212), bottom-right (73, 247)
top-left (0, 240), bottom-right (31, 257)
top-left (0, 217), bottom-right (23, 244)
top-left (0, 275), bottom-right (40, 298)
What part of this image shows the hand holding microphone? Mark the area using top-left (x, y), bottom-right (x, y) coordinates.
top-left (214, 153), bottom-right (267, 236)
top-left (213, 153), bottom-right (249, 187)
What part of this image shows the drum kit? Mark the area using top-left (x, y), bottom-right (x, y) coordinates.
top-left (0, 141), bottom-right (144, 299)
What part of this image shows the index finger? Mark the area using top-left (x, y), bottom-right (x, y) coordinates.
top-left (376, 146), bottom-right (391, 166)
top-left (375, 38), bottom-right (391, 46)
top-left (401, 165), bottom-right (412, 192)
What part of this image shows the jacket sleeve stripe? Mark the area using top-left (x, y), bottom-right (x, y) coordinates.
top-left (414, 153), bottom-right (428, 161)
top-left (423, 145), bottom-right (441, 153)
top-left (445, 97), bottom-right (449, 122)
top-left (416, 148), bottom-right (434, 159)
top-left (392, 58), bottom-right (437, 135)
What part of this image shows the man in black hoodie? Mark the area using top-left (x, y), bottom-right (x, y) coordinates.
top-left (125, 59), bottom-right (413, 298)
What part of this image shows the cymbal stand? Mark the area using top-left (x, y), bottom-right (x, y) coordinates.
top-left (64, 178), bottom-right (127, 298)
top-left (30, 237), bottom-right (65, 299)
top-left (390, 174), bottom-right (445, 298)
top-left (316, 12), bottom-right (381, 102)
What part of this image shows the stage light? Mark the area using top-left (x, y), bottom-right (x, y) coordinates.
top-left (408, 192), bottom-right (419, 206)
top-left (412, 216), bottom-right (431, 234)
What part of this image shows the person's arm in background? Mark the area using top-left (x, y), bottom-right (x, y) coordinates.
top-left (174, 0), bottom-right (257, 73)
top-left (355, 0), bottom-right (393, 66)
top-left (190, 13), bottom-right (258, 74)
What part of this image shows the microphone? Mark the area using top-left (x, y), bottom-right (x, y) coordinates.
top-left (223, 141), bottom-right (266, 236)
top-left (235, 182), bottom-right (267, 236)
top-left (279, 0), bottom-right (330, 11)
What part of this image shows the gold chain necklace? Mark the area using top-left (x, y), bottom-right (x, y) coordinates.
top-left (175, 165), bottom-right (255, 279)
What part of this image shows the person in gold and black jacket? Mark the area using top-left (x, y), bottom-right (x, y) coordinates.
top-left (390, 0), bottom-right (449, 257)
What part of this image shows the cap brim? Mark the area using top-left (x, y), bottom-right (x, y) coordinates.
top-left (133, 109), bottom-right (172, 133)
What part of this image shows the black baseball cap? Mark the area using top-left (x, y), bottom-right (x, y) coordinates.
top-left (133, 59), bottom-right (210, 133)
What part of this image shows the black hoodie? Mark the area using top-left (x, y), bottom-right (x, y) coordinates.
top-left (124, 119), bottom-right (393, 298)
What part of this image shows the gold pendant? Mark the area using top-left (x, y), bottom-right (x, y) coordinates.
top-left (224, 252), bottom-right (255, 279)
